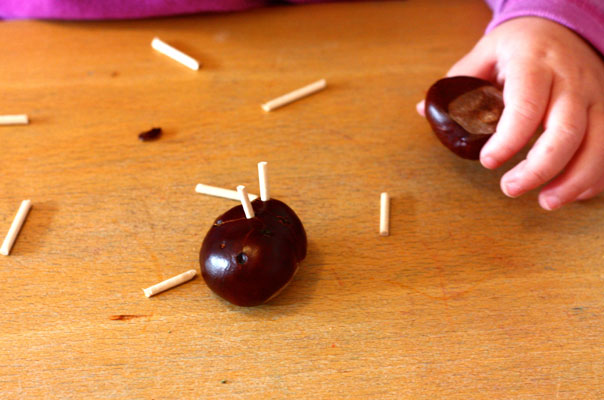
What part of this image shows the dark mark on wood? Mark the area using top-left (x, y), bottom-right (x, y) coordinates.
top-left (138, 127), bottom-right (162, 142)
top-left (110, 314), bottom-right (147, 321)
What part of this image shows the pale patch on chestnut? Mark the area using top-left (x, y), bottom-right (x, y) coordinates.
top-left (448, 86), bottom-right (503, 134)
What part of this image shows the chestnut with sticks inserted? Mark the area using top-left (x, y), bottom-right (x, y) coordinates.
top-left (143, 269), bottom-right (197, 297)
top-left (380, 192), bottom-right (390, 236)
top-left (262, 79), bottom-right (326, 111)
top-left (1, 200), bottom-right (32, 256)
top-left (199, 165), bottom-right (308, 307)
top-left (195, 183), bottom-right (258, 201)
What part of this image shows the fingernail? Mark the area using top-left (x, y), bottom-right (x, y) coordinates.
top-left (481, 155), bottom-right (497, 169)
top-left (502, 181), bottom-right (522, 198)
top-left (416, 101), bottom-right (425, 116)
top-left (541, 194), bottom-right (561, 211)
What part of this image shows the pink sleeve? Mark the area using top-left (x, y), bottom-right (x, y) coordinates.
top-left (484, 0), bottom-right (604, 56)
top-left (0, 0), bottom-right (269, 19)
top-left (0, 0), bottom-right (353, 19)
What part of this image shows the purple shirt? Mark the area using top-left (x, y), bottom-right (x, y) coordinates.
top-left (1, 1), bottom-right (602, 55)
top-left (485, 0), bottom-right (604, 56)
top-left (0, 1), bottom-right (320, 19)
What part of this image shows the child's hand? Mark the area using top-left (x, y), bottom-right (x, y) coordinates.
top-left (418, 17), bottom-right (604, 210)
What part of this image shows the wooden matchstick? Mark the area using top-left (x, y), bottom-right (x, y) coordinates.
top-left (261, 79), bottom-right (327, 112)
top-left (1, 200), bottom-right (32, 256)
top-left (0, 115), bottom-right (29, 125)
top-left (195, 183), bottom-right (258, 201)
top-left (380, 192), bottom-right (390, 236)
top-left (237, 185), bottom-right (255, 219)
top-left (258, 161), bottom-right (270, 201)
top-left (143, 269), bottom-right (197, 297)
top-left (151, 37), bottom-right (200, 71)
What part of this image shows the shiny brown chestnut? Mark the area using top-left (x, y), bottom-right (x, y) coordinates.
top-left (199, 198), bottom-right (306, 307)
top-left (425, 76), bottom-right (504, 160)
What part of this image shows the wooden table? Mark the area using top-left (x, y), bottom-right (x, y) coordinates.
top-left (1, 1), bottom-right (603, 398)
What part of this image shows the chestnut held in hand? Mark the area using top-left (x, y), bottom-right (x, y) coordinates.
top-left (199, 198), bottom-right (307, 307)
top-left (425, 76), bottom-right (504, 160)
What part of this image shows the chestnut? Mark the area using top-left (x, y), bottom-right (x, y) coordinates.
top-left (425, 76), bottom-right (504, 159)
top-left (199, 198), bottom-right (307, 307)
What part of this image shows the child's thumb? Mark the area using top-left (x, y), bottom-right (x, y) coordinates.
top-left (446, 39), bottom-right (496, 82)
top-left (417, 39), bottom-right (497, 117)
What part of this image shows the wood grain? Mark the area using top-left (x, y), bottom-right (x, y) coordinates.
top-left (1, 1), bottom-right (603, 398)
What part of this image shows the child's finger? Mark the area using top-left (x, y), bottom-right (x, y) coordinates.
top-left (445, 41), bottom-right (496, 80)
top-left (538, 103), bottom-right (604, 210)
top-left (418, 40), bottom-right (496, 118)
top-left (499, 88), bottom-right (587, 198)
top-left (480, 62), bottom-right (552, 169)
top-left (416, 100), bottom-right (425, 117)
top-left (576, 174), bottom-right (604, 201)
